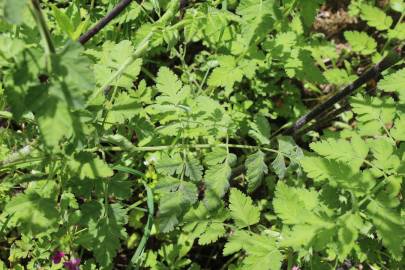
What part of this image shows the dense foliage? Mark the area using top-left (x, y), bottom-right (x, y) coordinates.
top-left (0, 0), bottom-right (404, 269)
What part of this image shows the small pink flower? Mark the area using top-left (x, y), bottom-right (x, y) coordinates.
top-left (292, 266), bottom-right (300, 270)
top-left (52, 251), bottom-right (65, 264)
top-left (63, 258), bottom-right (81, 270)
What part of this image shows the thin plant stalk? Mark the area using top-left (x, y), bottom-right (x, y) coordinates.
top-left (281, 46), bottom-right (403, 136)
top-left (79, 0), bottom-right (133, 44)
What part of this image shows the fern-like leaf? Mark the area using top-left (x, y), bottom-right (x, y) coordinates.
top-left (360, 4), bottom-right (393, 30)
top-left (184, 154), bottom-right (203, 182)
top-left (229, 188), bottom-right (260, 228)
top-left (366, 200), bottom-right (404, 260)
top-left (245, 150), bottom-right (268, 192)
top-left (309, 135), bottom-right (368, 170)
top-left (378, 68), bottom-right (405, 100)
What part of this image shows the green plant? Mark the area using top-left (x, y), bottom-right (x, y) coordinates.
top-left (0, 0), bottom-right (404, 269)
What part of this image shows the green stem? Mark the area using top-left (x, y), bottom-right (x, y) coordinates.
top-left (90, 0), bottom-right (96, 11)
top-left (114, 166), bottom-right (154, 270)
top-left (101, 84), bottom-right (119, 130)
top-left (127, 198), bottom-right (148, 211)
top-left (99, 139), bottom-right (299, 162)
top-left (287, 249), bottom-right (293, 270)
top-left (87, 0), bottom-right (180, 103)
top-left (379, 116), bottom-right (396, 145)
top-left (219, 253), bottom-right (239, 270)
top-left (88, 31), bottom-right (154, 102)
top-left (103, 179), bottom-right (110, 218)
top-left (0, 157), bottom-right (46, 172)
top-left (351, 191), bottom-right (359, 212)
top-left (29, 0), bottom-right (55, 55)
top-left (155, 0), bottom-right (179, 25)
top-left (381, 12), bottom-right (405, 52)
top-left (141, 67), bottom-right (157, 82)
top-left (358, 177), bottom-right (390, 207)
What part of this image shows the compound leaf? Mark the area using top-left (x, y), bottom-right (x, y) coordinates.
top-left (229, 188), bottom-right (260, 228)
top-left (245, 150), bottom-right (268, 192)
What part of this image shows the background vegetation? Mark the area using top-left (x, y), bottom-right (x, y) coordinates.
top-left (0, 0), bottom-right (404, 269)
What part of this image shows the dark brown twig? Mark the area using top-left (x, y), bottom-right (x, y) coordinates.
top-left (295, 103), bottom-right (351, 137)
top-left (78, 0), bottom-right (133, 45)
top-left (179, 0), bottom-right (188, 19)
top-left (282, 46), bottom-right (404, 136)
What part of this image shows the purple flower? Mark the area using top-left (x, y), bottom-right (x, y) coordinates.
top-left (52, 251), bottom-right (65, 264)
top-left (63, 258), bottom-right (81, 270)
top-left (292, 267), bottom-right (300, 270)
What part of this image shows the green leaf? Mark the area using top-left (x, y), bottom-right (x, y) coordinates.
top-left (25, 85), bottom-right (77, 149)
top-left (236, 0), bottom-right (275, 45)
top-left (366, 200), bottom-right (404, 260)
top-left (388, 23), bottom-right (405, 40)
top-left (274, 31), bottom-right (297, 53)
top-left (299, 0), bottom-right (325, 28)
top-left (204, 147), bottom-right (228, 166)
top-left (301, 156), bottom-right (369, 191)
top-left (94, 204), bottom-right (128, 268)
top-left (376, 176), bottom-right (402, 208)
top-left (245, 150), bottom-right (268, 192)
top-left (51, 5), bottom-right (75, 39)
top-left (5, 192), bottom-right (58, 234)
top-left (105, 92), bottom-right (142, 125)
top-left (223, 231), bottom-right (282, 270)
top-left (378, 68), bottom-right (405, 100)
top-left (271, 136), bottom-right (303, 179)
top-left (0, 35), bottom-right (26, 60)
top-left (184, 154), bottom-right (203, 182)
top-left (323, 68), bottom-right (354, 86)
top-left (203, 162), bottom-right (232, 210)
top-left (68, 152), bottom-right (114, 180)
top-left (183, 203), bottom-right (228, 245)
top-left (369, 138), bottom-right (400, 173)
top-left (336, 213), bottom-right (362, 260)
top-left (350, 94), bottom-right (396, 136)
top-left (301, 156), bottom-right (335, 182)
top-left (204, 162), bottom-right (231, 199)
top-left (198, 223), bottom-right (226, 245)
top-left (229, 188), bottom-right (260, 228)
top-left (236, 0), bottom-right (274, 21)
top-left (223, 230), bottom-right (250, 255)
top-left (183, 6), bottom-right (207, 42)
top-left (53, 41), bottom-right (96, 94)
top-left (3, 0), bottom-right (28, 25)
top-left (280, 224), bottom-right (320, 249)
top-left (273, 182), bottom-right (321, 225)
top-left (155, 177), bottom-right (198, 232)
top-left (108, 173), bottom-right (133, 200)
top-left (248, 114), bottom-right (271, 145)
top-left (207, 55), bottom-right (244, 96)
top-left (155, 152), bottom-right (183, 176)
top-left (274, 183), bottom-right (336, 251)
top-left (285, 50), bottom-right (326, 83)
top-left (391, 115), bottom-right (405, 141)
top-left (156, 66), bottom-right (182, 97)
top-left (36, 95), bottom-right (74, 148)
top-left (242, 234), bottom-right (282, 270)
top-left (360, 4), bottom-right (393, 30)
top-left (78, 202), bottom-right (128, 268)
top-left (271, 153), bottom-right (286, 179)
top-left (309, 135), bottom-right (368, 170)
top-left (94, 40), bottom-right (142, 89)
top-left (24, 43), bottom-right (96, 149)
top-left (344, 31), bottom-right (377, 55)
top-left (391, 0), bottom-right (405, 12)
